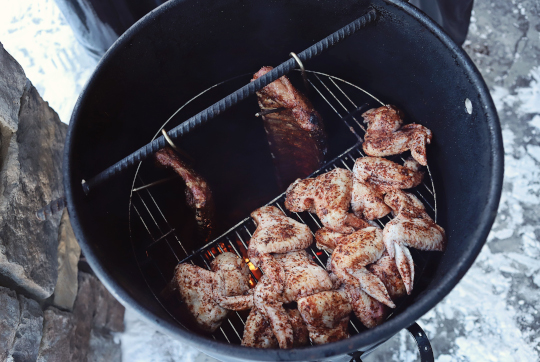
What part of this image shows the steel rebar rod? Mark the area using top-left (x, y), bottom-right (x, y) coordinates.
top-left (82, 7), bottom-right (377, 194)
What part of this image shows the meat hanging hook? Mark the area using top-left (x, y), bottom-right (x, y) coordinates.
top-left (162, 128), bottom-right (179, 151)
top-left (81, 7), bottom-right (377, 195)
top-left (289, 52), bottom-right (310, 93)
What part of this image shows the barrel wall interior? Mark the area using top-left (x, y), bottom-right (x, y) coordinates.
top-left (67, 0), bottom-right (495, 350)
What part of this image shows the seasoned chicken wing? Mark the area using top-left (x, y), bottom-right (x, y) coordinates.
top-left (287, 308), bottom-right (310, 348)
top-left (155, 147), bottom-right (214, 241)
top-left (343, 284), bottom-right (387, 329)
top-left (248, 206), bottom-right (313, 292)
top-left (330, 227), bottom-right (395, 308)
top-left (284, 178), bottom-right (317, 213)
top-left (383, 191), bottom-right (446, 294)
top-left (241, 307), bottom-right (308, 348)
top-left (211, 252), bottom-right (253, 311)
top-left (362, 105), bottom-right (432, 166)
top-left (253, 66), bottom-right (327, 188)
top-left (173, 264), bottom-right (228, 332)
top-left (285, 168), bottom-right (360, 233)
top-left (242, 308), bottom-right (278, 348)
top-left (344, 252), bottom-right (407, 328)
top-left (297, 290), bottom-right (352, 345)
top-left (351, 181), bottom-right (391, 220)
top-left (314, 221), bottom-right (371, 253)
top-left (253, 276), bottom-right (293, 349)
top-left (252, 251), bottom-right (332, 349)
top-left (352, 156), bottom-right (423, 220)
top-left (367, 252), bottom-right (407, 300)
top-left (353, 156), bottom-right (423, 193)
top-left (274, 250), bottom-right (333, 303)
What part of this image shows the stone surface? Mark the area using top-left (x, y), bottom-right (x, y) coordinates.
top-left (0, 43), bottom-right (67, 299)
top-left (0, 42), bottom-right (25, 133)
top-left (87, 329), bottom-right (122, 362)
top-left (36, 307), bottom-right (75, 362)
top-left (0, 286), bottom-right (19, 361)
top-left (93, 277), bottom-right (126, 333)
top-left (8, 295), bottom-right (44, 362)
top-left (52, 209), bottom-right (81, 311)
top-left (37, 272), bottom-right (125, 361)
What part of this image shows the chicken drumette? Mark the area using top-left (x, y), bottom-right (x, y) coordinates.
top-left (352, 156), bottom-right (423, 220)
top-left (362, 105), bottom-right (433, 166)
top-left (383, 190), bottom-right (446, 294)
top-left (285, 168), bottom-right (367, 233)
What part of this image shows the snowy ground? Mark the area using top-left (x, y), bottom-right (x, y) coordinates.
top-left (1, 1), bottom-right (539, 361)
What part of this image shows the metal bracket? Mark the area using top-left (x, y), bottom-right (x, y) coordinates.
top-left (348, 323), bottom-right (434, 362)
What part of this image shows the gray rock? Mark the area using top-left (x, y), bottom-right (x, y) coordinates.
top-left (36, 307), bottom-right (75, 362)
top-left (0, 46), bottom-right (67, 299)
top-left (0, 42), bottom-right (26, 134)
top-left (87, 329), bottom-right (122, 362)
top-left (0, 286), bottom-right (19, 361)
top-left (52, 209), bottom-right (81, 311)
top-left (8, 295), bottom-right (44, 362)
top-left (93, 277), bottom-right (125, 333)
top-left (37, 272), bottom-right (125, 361)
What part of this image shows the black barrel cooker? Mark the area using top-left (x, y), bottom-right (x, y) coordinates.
top-left (63, 0), bottom-right (503, 361)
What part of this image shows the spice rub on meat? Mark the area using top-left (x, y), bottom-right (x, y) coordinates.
top-left (362, 105), bottom-right (432, 166)
top-left (253, 66), bottom-right (327, 189)
top-left (155, 146), bottom-right (215, 242)
top-left (173, 264), bottom-right (228, 333)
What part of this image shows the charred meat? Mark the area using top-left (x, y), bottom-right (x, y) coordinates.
top-left (253, 66), bottom-right (327, 188)
top-left (155, 146), bottom-right (215, 241)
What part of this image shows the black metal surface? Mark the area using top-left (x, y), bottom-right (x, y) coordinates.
top-left (82, 7), bottom-right (377, 194)
top-left (406, 322), bottom-right (434, 362)
top-left (64, 0), bottom-right (503, 361)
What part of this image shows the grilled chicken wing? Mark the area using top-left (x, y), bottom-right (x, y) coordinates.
top-left (351, 181), bottom-right (391, 220)
top-left (383, 191), bottom-right (446, 294)
top-left (242, 308), bottom-right (279, 348)
top-left (252, 251), bottom-right (332, 349)
top-left (253, 66), bottom-right (327, 189)
top-left (362, 105), bottom-right (432, 166)
top-left (314, 220), bottom-right (371, 253)
top-left (155, 147), bottom-right (214, 241)
top-left (342, 284), bottom-right (387, 329)
top-left (297, 290), bottom-right (352, 345)
top-left (248, 206), bottom-right (313, 292)
top-left (287, 308), bottom-right (310, 347)
top-left (367, 252), bottom-right (407, 300)
top-left (343, 252), bottom-right (407, 328)
top-left (353, 156), bottom-right (423, 192)
top-left (211, 252), bottom-right (253, 310)
top-left (274, 250), bottom-right (333, 303)
top-left (173, 264), bottom-right (228, 332)
top-left (285, 168), bottom-right (360, 233)
top-left (352, 156), bottom-right (423, 220)
top-left (330, 227), bottom-right (395, 308)
top-left (241, 308), bottom-right (308, 348)
top-left (284, 177), bottom-right (317, 213)
top-left (253, 276), bottom-right (294, 349)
